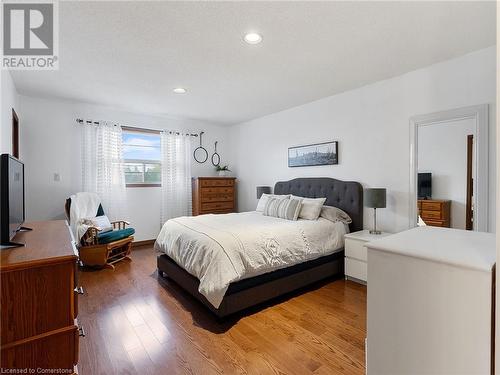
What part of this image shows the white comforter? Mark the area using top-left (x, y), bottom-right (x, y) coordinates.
top-left (154, 211), bottom-right (347, 308)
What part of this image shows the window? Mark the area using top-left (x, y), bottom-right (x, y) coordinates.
top-left (122, 128), bottom-right (161, 187)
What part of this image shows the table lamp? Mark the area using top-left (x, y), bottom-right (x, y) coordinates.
top-left (256, 186), bottom-right (271, 199)
top-left (364, 188), bottom-right (386, 234)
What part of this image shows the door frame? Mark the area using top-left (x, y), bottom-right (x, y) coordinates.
top-left (409, 104), bottom-right (489, 232)
top-left (466, 134), bottom-right (474, 230)
top-left (12, 108), bottom-right (19, 158)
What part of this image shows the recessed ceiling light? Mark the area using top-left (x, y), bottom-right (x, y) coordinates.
top-left (243, 32), bottom-right (263, 45)
top-left (173, 87), bottom-right (187, 94)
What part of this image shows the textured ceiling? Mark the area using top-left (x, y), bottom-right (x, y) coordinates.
top-left (10, 1), bottom-right (496, 125)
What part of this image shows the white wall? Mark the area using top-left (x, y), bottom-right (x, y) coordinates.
top-left (1, 70), bottom-right (19, 154)
top-left (14, 47), bottom-right (497, 240)
top-left (417, 119), bottom-right (476, 229)
top-left (18, 95), bottom-right (231, 240)
top-left (230, 46), bottom-right (496, 233)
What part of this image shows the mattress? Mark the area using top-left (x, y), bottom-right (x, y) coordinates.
top-left (154, 211), bottom-right (347, 308)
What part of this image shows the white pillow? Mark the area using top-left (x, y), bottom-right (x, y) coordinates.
top-left (81, 215), bottom-right (113, 233)
top-left (291, 195), bottom-right (326, 220)
top-left (320, 205), bottom-right (352, 224)
top-left (256, 193), bottom-right (290, 212)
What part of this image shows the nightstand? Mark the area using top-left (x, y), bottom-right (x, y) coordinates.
top-left (344, 230), bottom-right (391, 284)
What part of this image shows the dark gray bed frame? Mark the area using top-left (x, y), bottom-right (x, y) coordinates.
top-left (157, 177), bottom-right (363, 318)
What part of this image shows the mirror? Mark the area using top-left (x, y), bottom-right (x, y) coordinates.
top-left (211, 141), bottom-right (220, 166)
top-left (409, 105), bottom-right (489, 231)
top-left (212, 153), bottom-right (220, 166)
top-left (193, 131), bottom-right (208, 163)
top-left (194, 147), bottom-right (208, 163)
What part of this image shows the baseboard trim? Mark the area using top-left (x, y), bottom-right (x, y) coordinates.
top-left (132, 239), bottom-right (155, 248)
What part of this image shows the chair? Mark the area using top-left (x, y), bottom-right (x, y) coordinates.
top-left (65, 194), bottom-right (135, 270)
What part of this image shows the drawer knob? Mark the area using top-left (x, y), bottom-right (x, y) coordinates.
top-left (78, 325), bottom-right (86, 337)
top-left (74, 286), bottom-right (85, 295)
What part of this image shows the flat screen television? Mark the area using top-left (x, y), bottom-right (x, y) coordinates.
top-left (418, 172), bottom-right (432, 200)
top-left (0, 154), bottom-right (27, 246)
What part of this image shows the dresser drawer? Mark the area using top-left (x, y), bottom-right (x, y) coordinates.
top-left (200, 209), bottom-right (233, 215)
top-left (201, 187), bottom-right (234, 194)
top-left (421, 210), bottom-right (442, 220)
top-left (345, 239), bottom-right (367, 262)
top-left (200, 179), bottom-right (234, 187)
top-left (201, 202), bottom-right (234, 211)
top-left (345, 258), bottom-right (367, 282)
top-left (201, 193), bottom-right (234, 203)
top-left (1, 324), bottom-right (79, 371)
top-left (421, 201), bottom-right (442, 211)
top-left (422, 220), bottom-right (447, 227)
top-left (1, 262), bottom-right (75, 343)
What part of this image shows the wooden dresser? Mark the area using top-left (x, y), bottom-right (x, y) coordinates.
top-left (192, 177), bottom-right (237, 215)
top-left (417, 199), bottom-right (451, 227)
top-left (1, 220), bottom-right (82, 374)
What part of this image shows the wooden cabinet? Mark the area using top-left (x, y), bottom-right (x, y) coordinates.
top-left (192, 177), bottom-right (237, 216)
top-left (1, 220), bottom-right (81, 374)
top-left (417, 199), bottom-right (451, 227)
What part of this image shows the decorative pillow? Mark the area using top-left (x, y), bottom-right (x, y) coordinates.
top-left (263, 197), bottom-right (302, 221)
top-left (256, 193), bottom-right (290, 212)
top-left (81, 215), bottom-right (113, 233)
top-left (320, 205), bottom-right (352, 224)
top-left (291, 195), bottom-right (326, 220)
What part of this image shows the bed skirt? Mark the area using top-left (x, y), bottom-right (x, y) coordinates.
top-left (157, 250), bottom-right (344, 318)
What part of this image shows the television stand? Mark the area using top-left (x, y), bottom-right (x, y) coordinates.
top-left (0, 241), bottom-right (25, 249)
top-left (0, 227), bottom-right (33, 248)
top-left (1, 220), bottom-right (80, 372)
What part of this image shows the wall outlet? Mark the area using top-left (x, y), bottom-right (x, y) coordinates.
top-left (53, 173), bottom-right (61, 182)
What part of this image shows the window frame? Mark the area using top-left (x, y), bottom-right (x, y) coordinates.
top-left (122, 126), bottom-right (162, 188)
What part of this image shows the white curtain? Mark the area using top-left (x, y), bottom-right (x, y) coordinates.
top-left (81, 121), bottom-right (126, 221)
top-left (160, 131), bottom-right (192, 224)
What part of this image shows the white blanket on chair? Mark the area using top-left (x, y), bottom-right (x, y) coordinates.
top-left (70, 192), bottom-right (101, 240)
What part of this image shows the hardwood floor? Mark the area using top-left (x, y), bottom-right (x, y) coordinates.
top-left (77, 245), bottom-right (367, 375)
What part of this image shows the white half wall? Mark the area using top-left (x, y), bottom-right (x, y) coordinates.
top-left (1, 70), bottom-right (19, 154)
top-left (18, 95), bottom-right (231, 240)
top-left (229, 46), bottom-right (496, 233)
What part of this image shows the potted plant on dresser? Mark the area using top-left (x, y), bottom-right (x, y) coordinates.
top-left (216, 165), bottom-right (231, 177)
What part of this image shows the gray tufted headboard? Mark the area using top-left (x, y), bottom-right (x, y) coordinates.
top-left (274, 177), bottom-right (363, 232)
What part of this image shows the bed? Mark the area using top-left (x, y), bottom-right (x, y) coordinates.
top-left (156, 177), bottom-right (363, 318)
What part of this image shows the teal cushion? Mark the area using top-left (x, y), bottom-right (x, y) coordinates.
top-left (97, 228), bottom-right (135, 244)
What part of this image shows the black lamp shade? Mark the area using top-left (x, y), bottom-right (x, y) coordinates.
top-left (256, 186), bottom-right (271, 199)
top-left (364, 188), bottom-right (386, 208)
